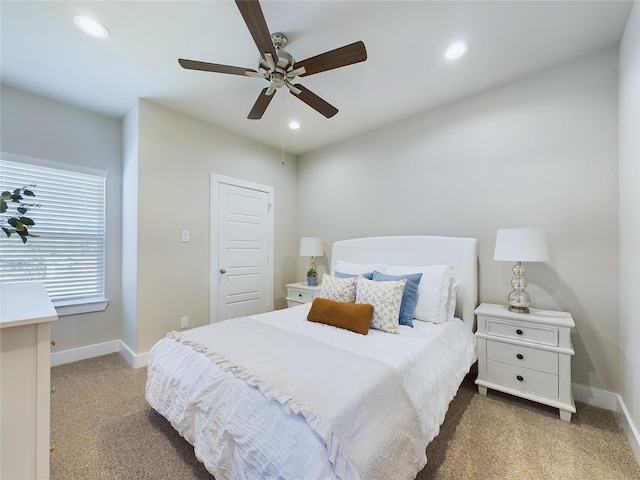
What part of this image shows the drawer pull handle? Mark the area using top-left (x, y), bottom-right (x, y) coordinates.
top-left (298, 293), bottom-right (302, 297)
top-left (516, 329), bottom-right (524, 335)
top-left (516, 354), bottom-right (524, 360)
top-left (516, 375), bottom-right (524, 382)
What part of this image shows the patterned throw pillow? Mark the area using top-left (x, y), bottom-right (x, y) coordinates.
top-left (371, 271), bottom-right (422, 327)
top-left (320, 273), bottom-right (358, 303)
top-left (355, 276), bottom-right (406, 334)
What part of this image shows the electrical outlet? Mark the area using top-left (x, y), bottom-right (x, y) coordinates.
top-left (180, 316), bottom-right (189, 329)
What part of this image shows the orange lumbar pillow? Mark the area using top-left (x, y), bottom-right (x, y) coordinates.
top-left (307, 297), bottom-right (374, 335)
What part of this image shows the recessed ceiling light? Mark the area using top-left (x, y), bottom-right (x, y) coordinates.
top-left (73, 15), bottom-right (109, 39)
top-left (443, 41), bottom-right (469, 60)
top-left (288, 120), bottom-right (300, 130)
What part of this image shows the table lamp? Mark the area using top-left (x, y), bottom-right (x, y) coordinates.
top-left (494, 228), bottom-right (549, 313)
top-left (299, 237), bottom-right (323, 285)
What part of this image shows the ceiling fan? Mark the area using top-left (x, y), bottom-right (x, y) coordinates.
top-left (178, 0), bottom-right (367, 120)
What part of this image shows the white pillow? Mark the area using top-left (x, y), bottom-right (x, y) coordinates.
top-left (355, 276), bottom-right (406, 334)
top-left (384, 265), bottom-right (454, 324)
top-left (334, 260), bottom-right (386, 276)
top-left (446, 277), bottom-right (461, 322)
top-left (320, 273), bottom-right (357, 303)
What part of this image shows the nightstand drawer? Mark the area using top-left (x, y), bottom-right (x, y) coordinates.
top-left (487, 360), bottom-right (558, 398)
top-left (487, 341), bottom-right (558, 374)
top-left (485, 318), bottom-right (558, 346)
top-left (288, 289), bottom-right (314, 302)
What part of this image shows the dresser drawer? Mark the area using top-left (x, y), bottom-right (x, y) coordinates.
top-left (485, 318), bottom-right (558, 346)
top-left (487, 340), bottom-right (558, 374)
top-left (288, 289), bottom-right (314, 302)
top-left (487, 360), bottom-right (558, 398)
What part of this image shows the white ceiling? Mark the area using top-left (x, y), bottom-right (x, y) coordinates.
top-left (1, 1), bottom-right (633, 155)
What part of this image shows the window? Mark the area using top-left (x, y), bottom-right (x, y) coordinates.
top-left (0, 153), bottom-right (108, 314)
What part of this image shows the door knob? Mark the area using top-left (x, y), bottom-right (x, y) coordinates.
top-left (220, 268), bottom-right (227, 274)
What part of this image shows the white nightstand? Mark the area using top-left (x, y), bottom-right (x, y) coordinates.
top-left (474, 303), bottom-right (576, 422)
top-left (285, 282), bottom-right (322, 307)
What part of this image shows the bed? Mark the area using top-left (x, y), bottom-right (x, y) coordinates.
top-left (146, 235), bottom-right (478, 480)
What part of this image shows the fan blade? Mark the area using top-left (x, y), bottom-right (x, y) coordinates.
top-left (246, 71), bottom-right (268, 79)
top-left (290, 84), bottom-right (338, 118)
top-left (179, 59), bottom-right (257, 76)
top-left (235, 0), bottom-right (278, 61)
top-left (248, 88), bottom-right (276, 119)
top-left (294, 41), bottom-right (367, 77)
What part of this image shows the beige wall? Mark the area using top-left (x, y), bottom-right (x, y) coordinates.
top-left (123, 100), bottom-right (298, 356)
top-left (618, 0), bottom-right (640, 447)
top-left (0, 85), bottom-right (123, 356)
top-left (298, 49), bottom-right (620, 393)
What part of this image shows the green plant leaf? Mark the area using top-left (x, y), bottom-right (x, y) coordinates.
top-left (1, 186), bottom-right (38, 242)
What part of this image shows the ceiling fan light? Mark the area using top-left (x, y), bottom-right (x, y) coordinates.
top-left (73, 15), bottom-right (109, 39)
top-left (443, 41), bottom-right (468, 60)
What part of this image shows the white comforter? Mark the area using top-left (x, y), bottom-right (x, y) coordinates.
top-left (146, 304), bottom-right (477, 480)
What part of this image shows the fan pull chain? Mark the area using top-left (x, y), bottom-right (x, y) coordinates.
top-left (281, 88), bottom-right (285, 166)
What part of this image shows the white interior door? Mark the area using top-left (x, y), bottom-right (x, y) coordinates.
top-left (210, 174), bottom-right (274, 323)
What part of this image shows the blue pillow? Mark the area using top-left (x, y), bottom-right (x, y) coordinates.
top-left (335, 270), bottom-right (374, 280)
top-left (371, 271), bottom-right (422, 327)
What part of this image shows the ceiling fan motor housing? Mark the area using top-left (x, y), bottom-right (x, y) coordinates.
top-left (259, 33), bottom-right (296, 88)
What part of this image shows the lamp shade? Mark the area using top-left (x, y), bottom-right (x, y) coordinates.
top-left (299, 237), bottom-right (324, 257)
top-left (494, 228), bottom-right (548, 262)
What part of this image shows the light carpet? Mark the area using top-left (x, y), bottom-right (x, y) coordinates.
top-left (50, 353), bottom-right (640, 479)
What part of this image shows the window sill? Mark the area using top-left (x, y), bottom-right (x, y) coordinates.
top-left (54, 299), bottom-right (109, 317)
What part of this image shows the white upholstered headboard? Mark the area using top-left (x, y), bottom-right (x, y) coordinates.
top-left (331, 235), bottom-right (478, 330)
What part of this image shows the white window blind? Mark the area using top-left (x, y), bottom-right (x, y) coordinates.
top-left (0, 156), bottom-right (107, 306)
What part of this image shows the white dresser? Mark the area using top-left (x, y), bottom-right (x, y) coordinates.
top-left (474, 303), bottom-right (575, 421)
top-left (1, 282), bottom-right (58, 479)
top-left (285, 282), bottom-right (322, 307)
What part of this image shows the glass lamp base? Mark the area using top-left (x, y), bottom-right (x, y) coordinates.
top-left (508, 305), bottom-right (530, 314)
top-left (508, 262), bottom-right (531, 314)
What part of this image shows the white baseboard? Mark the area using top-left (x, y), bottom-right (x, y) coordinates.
top-left (617, 394), bottom-right (640, 465)
top-left (50, 340), bottom-right (120, 367)
top-left (573, 382), bottom-right (640, 465)
top-left (572, 382), bottom-right (619, 411)
top-left (51, 340), bottom-right (149, 369)
top-left (118, 341), bottom-right (149, 369)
